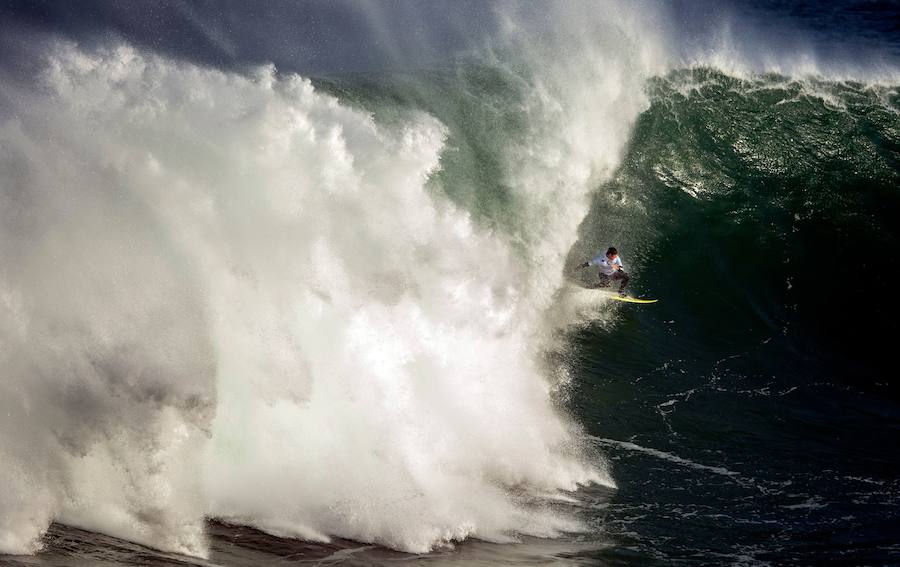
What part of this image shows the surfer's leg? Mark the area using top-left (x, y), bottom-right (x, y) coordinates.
top-left (612, 271), bottom-right (629, 293)
top-left (597, 273), bottom-right (611, 288)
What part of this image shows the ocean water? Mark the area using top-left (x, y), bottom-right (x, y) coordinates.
top-left (1, 1), bottom-right (898, 565)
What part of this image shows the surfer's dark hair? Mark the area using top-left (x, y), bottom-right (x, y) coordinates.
top-left (606, 247), bottom-right (618, 256)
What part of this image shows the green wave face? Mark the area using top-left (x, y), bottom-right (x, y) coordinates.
top-left (637, 68), bottom-right (900, 195)
top-left (583, 68), bottom-right (900, 382)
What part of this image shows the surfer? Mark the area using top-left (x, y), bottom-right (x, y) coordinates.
top-left (577, 246), bottom-right (629, 296)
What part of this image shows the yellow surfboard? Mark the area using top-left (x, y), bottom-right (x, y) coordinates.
top-left (596, 290), bottom-right (658, 304)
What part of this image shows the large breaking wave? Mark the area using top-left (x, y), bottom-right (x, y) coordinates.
top-left (0, 4), bottom-right (664, 555)
top-left (3, 1), bottom-right (898, 559)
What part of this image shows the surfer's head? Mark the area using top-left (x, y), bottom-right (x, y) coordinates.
top-left (606, 246), bottom-right (618, 260)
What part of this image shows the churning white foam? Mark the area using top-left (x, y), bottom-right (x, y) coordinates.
top-left (0, 4), bottom-right (662, 555)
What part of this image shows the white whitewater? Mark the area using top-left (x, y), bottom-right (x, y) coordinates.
top-left (0, 4), bottom-right (665, 557)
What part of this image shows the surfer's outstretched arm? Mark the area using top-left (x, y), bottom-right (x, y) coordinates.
top-left (579, 254), bottom-right (604, 268)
